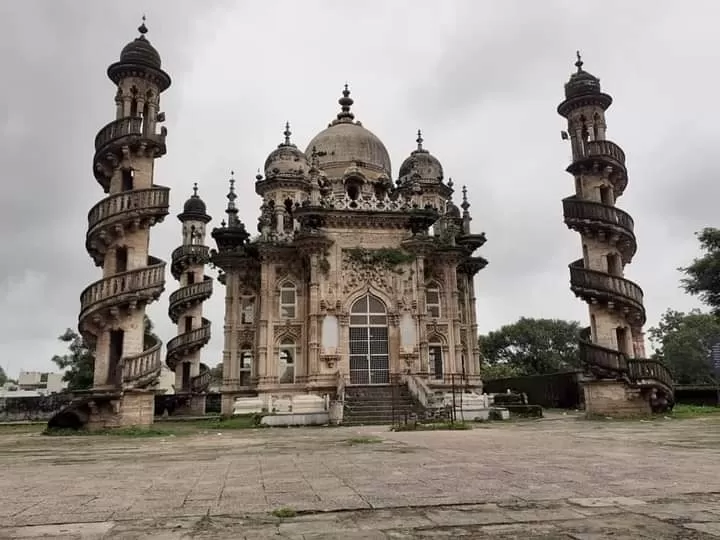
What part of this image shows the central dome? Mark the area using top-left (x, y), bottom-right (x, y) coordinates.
top-left (305, 86), bottom-right (392, 178)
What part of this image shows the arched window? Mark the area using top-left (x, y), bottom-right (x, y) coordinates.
top-left (240, 344), bottom-right (253, 386)
top-left (349, 295), bottom-right (389, 384)
top-left (278, 338), bottom-right (295, 384)
top-left (426, 284), bottom-right (441, 318)
top-left (240, 296), bottom-right (255, 324)
top-left (279, 282), bottom-right (296, 319)
top-left (428, 341), bottom-right (443, 380)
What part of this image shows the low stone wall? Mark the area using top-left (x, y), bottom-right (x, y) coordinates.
top-left (0, 394), bottom-right (73, 422)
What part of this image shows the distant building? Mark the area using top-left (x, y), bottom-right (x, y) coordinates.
top-left (17, 371), bottom-right (66, 394)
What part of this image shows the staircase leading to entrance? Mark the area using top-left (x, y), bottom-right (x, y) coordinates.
top-left (343, 383), bottom-right (421, 426)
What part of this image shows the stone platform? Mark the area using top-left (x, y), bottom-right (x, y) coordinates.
top-left (2, 413), bottom-right (720, 538)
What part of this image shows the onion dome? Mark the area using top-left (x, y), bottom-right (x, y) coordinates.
top-left (178, 183), bottom-right (211, 223)
top-left (446, 201), bottom-right (461, 218)
top-left (305, 85), bottom-right (392, 178)
top-left (107, 17), bottom-right (171, 91)
top-left (264, 122), bottom-right (309, 179)
top-left (564, 52), bottom-right (603, 99)
top-left (398, 130), bottom-right (444, 185)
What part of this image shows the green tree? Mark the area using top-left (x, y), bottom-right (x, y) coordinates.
top-left (648, 308), bottom-right (720, 385)
top-left (208, 363), bottom-right (223, 385)
top-left (479, 317), bottom-right (583, 377)
top-left (0, 365), bottom-right (7, 386)
top-left (51, 329), bottom-right (95, 390)
top-left (679, 228), bottom-right (720, 315)
top-left (52, 315), bottom-right (158, 390)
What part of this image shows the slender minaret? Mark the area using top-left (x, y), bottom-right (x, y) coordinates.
top-left (166, 184), bottom-right (213, 414)
top-left (79, 18), bottom-right (171, 427)
top-left (559, 52), bottom-right (673, 414)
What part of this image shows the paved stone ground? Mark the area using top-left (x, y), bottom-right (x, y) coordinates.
top-left (2, 415), bottom-right (720, 538)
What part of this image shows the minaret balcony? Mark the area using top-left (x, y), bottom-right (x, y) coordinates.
top-left (86, 187), bottom-right (170, 266)
top-left (94, 116), bottom-right (166, 152)
top-left (166, 318), bottom-right (211, 371)
top-left (627, 358), bottom-right (674, 396)
top-left (79, 257), bottom-right (166, 332)
top-left (121, 336), bottom-right (162, 388)
top-left (569, 259), bottom-right (646, 324)
top-left (168, 277), bottom-right (213, 323)
top-left (170, 245), bottom-right (210, 279)
top-left (579, 338), bottom-right (628, 378)
top-left (567, 140), bottom-right (627, 193)
top-left (562, 197), bottom-right (636, 262)
top-left (190, 369), bottom-right (211, 394)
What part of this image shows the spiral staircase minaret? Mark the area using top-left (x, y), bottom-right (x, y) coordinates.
top-left (166, 184), bottom-right (213, 414)
top-left (49, 20), bottom-right (173, 430)
top-left (559, 53), bottom-right (673, 415)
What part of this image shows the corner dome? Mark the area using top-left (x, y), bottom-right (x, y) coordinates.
top-left (398, 131), bottom-right (444, 184)
top-left (304, 86), bottom-right (392, 178)
top-left (178, 184), bottom-right (211, 223)
top-left (119, 21), bottom-right (161, 70)
top-left (564, 52), bottom-right (601, 100)
top-left (264, 123), bottom-right (309, 179)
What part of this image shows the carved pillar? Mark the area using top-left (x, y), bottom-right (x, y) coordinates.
top-left (388, 311), bottom-right (400, 376)
top-left (307, 254), bottom-right (321, 378)
top-left (222, 272), bottom-right (237, 387)
top-left (257, 261), bottom-right (272, 382)
top-left (417, 255), bottom-right (429, 374)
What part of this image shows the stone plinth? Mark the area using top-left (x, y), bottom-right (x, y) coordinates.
top-left (84, 390), bottom-right (155, 431)
top-left (583, 380), bottom-right (651, 418)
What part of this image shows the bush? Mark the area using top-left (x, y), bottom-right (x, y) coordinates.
top-left (492, 393), bottom-right (527, 405)
top-left (505, 404), bottom-right (543, 418)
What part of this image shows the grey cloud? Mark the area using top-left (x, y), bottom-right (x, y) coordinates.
top-left (2, 0), bottom-right (718, 376)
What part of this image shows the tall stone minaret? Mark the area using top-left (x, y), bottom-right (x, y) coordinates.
top-left (559, 53), bottom-right (673, 415)
top-left (166, 184), bottom-right (213, 415)
top-left (79, 19), bottom-right (171, 427)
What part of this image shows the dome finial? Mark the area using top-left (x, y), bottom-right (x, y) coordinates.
top-left (575, 50), bottom-right (583, 72)
top-left (336, 83), bottom-right (355, 122)
top-left (138, 14), bottom-right (148, 35)
top-left (192, 182), bottom-right (198, 197)
top-left (283, 121), bottom-right (292, 145)
top-left (448, 177), bottom-right (454, 189)
top-left (226, 171), bottom-right (238, 225)
top-left (416, 129), bottom-right (424, 151)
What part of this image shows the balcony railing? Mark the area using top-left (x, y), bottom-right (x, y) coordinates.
top-left (190, 370), bottom-right (211, 393)
top-left (87, 187), bottom-right (170, 235)
top-left (94, 117), bottom-right (143, 151)
top-left (627, 358), bottom-right (674, 393)
top-left (79, 258), bottom-right (166, 320)
top-left (168, 278), bottom-right (213, 323)
top-left (122, 341), bottom-right (162, 384)
top-left (577, 139), bottom-right (626, 166)
top-left (579, 339), bottom-right (627, 375)
top-left (562, 197), bottom-right (634, 236)
top-left (166, 318), bottom-right (211, 367)
top-left (170, 245), bottom-right (210, 279)
top-left (569, 259), bottom-right (644, 313)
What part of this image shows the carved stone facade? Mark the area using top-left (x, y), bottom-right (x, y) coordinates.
top-left (211, 90), bottom-right (487, 414)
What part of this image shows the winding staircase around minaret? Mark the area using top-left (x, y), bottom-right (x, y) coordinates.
top-left (166, 184), bottom-right (213, 415)
top-left (50, 20), bottom-right (171, 430)
top-left (558, 53), bottom-right (674, 416)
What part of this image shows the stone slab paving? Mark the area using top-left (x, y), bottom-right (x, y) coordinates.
top-left (1, 415), bottom-right (720, 538)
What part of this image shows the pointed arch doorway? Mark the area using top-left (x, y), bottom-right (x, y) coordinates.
top-left (349, 294), bottom-right (389, 384)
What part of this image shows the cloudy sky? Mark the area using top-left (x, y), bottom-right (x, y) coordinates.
top-left (1, 0), bottom-right (718, 377)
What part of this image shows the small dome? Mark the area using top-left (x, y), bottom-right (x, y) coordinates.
top-left (398, 130), bottom-right (444, 184)
top-left (305, 86), bottom-right (392, 177)
top-left (119, 22), bottom-right (161, 69)
top-left (264, 123), bottom-right (309, 178)
top-left (564, 53), bottom-right (601, 99)
top-left (446, 201), bottom-right (461, 218)
top-left (178, 184), bottom-right (211, 223)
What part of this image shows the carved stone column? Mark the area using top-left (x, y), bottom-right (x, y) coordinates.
top-left (307, 253), bottom-right (321, 380)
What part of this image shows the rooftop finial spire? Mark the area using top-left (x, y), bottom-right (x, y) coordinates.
top-left (336, 83), bottom-right (355, 122)
top-left (461, 185), bottom-right (470, 213)
top-left (192, 182), bottom-right (198, 197)
top-left (283, 121), bottom-right (292, 145)
top-left (226, 171), bottom-right (238, 225)
top-left (575, 50), bottom-right (583, 72)
top-left (416, 129), bottom-right (424, 151)
top-left (138, 14), bottom-right (148, 35)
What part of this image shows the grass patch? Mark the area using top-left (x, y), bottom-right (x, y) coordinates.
top-left (346, 436), bottom-right (383, 445)
top-left (43, 426), bottom-right (172, 437)
top-left (0, 423), bottom-right (46, 434)
top-left (669, 404), bottom-right (720, 419)
top-left (271, 507), bottom-right (297, 518)
top-left (391, 421), bottom-right (472, 432)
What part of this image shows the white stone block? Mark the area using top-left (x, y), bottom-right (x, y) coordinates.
top-left (232, 397), bottom-right (263, 415)
top-left (292, 394), bottom-right (326, 414)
